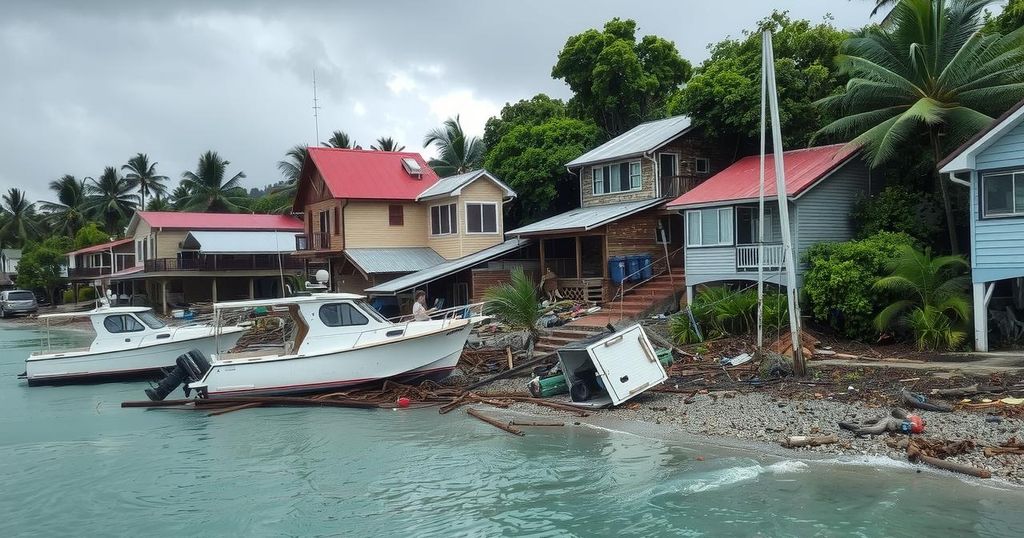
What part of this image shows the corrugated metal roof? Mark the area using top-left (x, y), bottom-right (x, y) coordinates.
top-left (65, 238), bottom-right (135, 257)
top-left (566, 115), bottom-right (693, 167)
top-left (132, 211), bottom-right (304, 232)
top-left (344, 247), bottom-right (445, 275)
top-left (364, 238), bottom-right (532, 295)
top-left (182, 231), bottom-right (299, 254)
top-left (667, 144), bottom-right (859, 208)
top-left (297, 148), bottom-right (440, 208)
top-left (416, 169), bottom-right (516, 201)
top-left (506, 198), bottom-right (665, 236)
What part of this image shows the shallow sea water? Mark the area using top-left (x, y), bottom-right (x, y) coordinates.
top-left (2, 323), bottom-right (1023, 537)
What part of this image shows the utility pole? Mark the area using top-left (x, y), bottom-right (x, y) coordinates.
top-left (312, 69), bottom-right (322, 144)
top-left (763, 30), bottom-right (806, 376)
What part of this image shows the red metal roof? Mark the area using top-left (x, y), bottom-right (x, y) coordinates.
top-left (304, 148), bottom-right (440, 201)
top-left (137, 211), bottom-right (303, 231)
top-left (667, 144), bottom-right (860, 208)
top-left (66, 238), bottom-right (134, 257)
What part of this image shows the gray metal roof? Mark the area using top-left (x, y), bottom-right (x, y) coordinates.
top-left (364, 238), bottom-right (532, 295)
top-left (182, 231), bottom-right (299, 254)
top-left (566, 115), bottom-right (693, 167)
top-left (506, 198), bottom-right (665, 236)
top-left (416, 169), bottom-right (516, 201)
top-left (344, 247), bottom-right (445, 275)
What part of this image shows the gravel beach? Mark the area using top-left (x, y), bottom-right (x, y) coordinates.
top-left (478, 373), bottom-right (1024, 485)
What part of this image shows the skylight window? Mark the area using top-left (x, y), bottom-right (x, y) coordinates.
top-left (402, 157), bottom-right (423, 177)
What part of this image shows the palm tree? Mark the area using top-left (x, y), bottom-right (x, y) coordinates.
top-left (168, 184), bottom-right (191, 210)
top-left (85, 167), bottom-right (138, 234)
top-left (371, 137), bottom-right (405, 152)
top-left (179, 151), bottom-right (247, 212)
top-left (121, 153), bottom-right (168, 210)
top-left (272, 144), bottom-right (307, 206)
top-left (0, 188), bottom-right (40, 247)
top-left (873, 245), bottom-right (971, 350)
top-left (145, 195), bottom-right (171, 211)
top-left (817, 0), bottom-right (1024, 252)
top-left (321, 130), bottom-right (354, 149)
top-left (483, 268), bottom-right (541, 359)
top-left (423, 115), bottom-right (485, 177)
top-left (39, 174), bottom-right (88, 237)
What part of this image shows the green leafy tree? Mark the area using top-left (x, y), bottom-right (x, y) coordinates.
top-left (179, 151), bottom-right (247, 212)
top-left (484, 116), bottom-right (601, 225)
top-left (483, 94), bottom-right (567, 151)
top-left (168, 184), bottom-right (191, 210)
top-left (17, 236), bottom-right (73, 304)
top-left (39, 175), bottom-right (88, 237)
top-left (145, 195), bottom-right (171, 211)
top-left (984, 0), bottom-right (1024, 33)
top-left (73, 222), bottom-right (111, 250)
top-left (423, 115), bottom-right (485, 177)
top-left (874, 245), bottom-right (971, 350)
top-left (671, 11), bottom-right (849, 149)
top-left (371, 137), bottom-right (404, 151)
top-left (817, 0), bottom-right (1024, 253)
top-left (552, 18), bottom-right (692, 137)
top-left (850, 186), bottom-right (943, 245)
top-left (249, 192), bottom-right (293, 214)
top-left (121, 153), bottom-right (168, 210)
top-left (272, 145), bottom-right (308, 210)
top-left (85, 166), bottom-right (138, 234)
top-left (483, 268), bottom-right (541, 358)
top-left (322, 131), bottom-right (354, 149)
top-left (0, 188), bottom-right (41, 247)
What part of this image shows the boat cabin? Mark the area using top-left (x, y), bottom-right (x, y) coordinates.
top-left (36, 307), bottom-right (170, 354)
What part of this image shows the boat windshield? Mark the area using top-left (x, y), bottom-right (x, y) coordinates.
top-left (356, 301), bottom-right (388, 323)
top-left (137, 310), bottom-right (167, 329)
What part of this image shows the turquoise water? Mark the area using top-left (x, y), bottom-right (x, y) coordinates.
top-left (2, 324), bottom-right (1024, 537)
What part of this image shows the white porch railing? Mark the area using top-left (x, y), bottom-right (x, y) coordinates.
top-left (736, 244), bottom-right (785, 270)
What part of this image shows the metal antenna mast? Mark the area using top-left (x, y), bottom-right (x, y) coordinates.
top-left (312, 69), bottom-right (322, 143)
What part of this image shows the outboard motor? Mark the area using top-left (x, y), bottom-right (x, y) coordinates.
top-left (145, 350), bottom-right (213, 401)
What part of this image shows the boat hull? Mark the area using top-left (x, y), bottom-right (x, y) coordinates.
top-left (195, 323), bottom-right (472, 397)
top-left (25, 330), bottom-right (244, 386)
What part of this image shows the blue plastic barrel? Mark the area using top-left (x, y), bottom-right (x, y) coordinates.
top-left (626, 255), bottom-right (641, 282)
top-left (609, 256), bottom-right (627, 284)
top-left (640, 253), bottom-right (654, 280)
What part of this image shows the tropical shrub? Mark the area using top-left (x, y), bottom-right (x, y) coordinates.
top-left (63, 289), bottom-right (74, 303)
top-left (74, 222), bottom-right (111, 250)
top-left (669, 286), bottom-right (789, 345)
top-left (803, 232), bottom-right (914, 340)
top-left (78, 287), bottom-right (97, 302)
top-left (874, 245), bottom-right (970, 351)
top-left (483, 268), bottom-right (541, 354)
top-left (850, 186), bottom-right (942, 246)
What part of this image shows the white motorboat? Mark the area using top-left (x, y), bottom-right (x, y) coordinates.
top-left (153, 294), bottom-right (481, 399)
top-left (24, 306), bottom-right (245, 385)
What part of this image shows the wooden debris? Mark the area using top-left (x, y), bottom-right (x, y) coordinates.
top-left (466, 407), bottom-right (524, 436)
top-left (782, 434), bottom-right (838, 448)
top-left (983, 438), bottom-right (1024, 457)
top-left (510, 420), bottom-right (565, 427)
top-left (907, 439), bottom-right (991, 479)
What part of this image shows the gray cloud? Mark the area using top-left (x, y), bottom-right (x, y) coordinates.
top-left (1, 1), bottom-right (875, 204)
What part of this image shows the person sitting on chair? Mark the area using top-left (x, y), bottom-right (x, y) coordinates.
top-left (412, 290), bottom-right (436, 321)
top-left (540, 267), bottom-right (563, 302)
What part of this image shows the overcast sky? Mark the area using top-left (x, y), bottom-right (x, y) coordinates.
top-left (2, 1), bottom-right (883, 203)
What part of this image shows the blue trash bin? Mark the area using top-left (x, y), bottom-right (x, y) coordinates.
top-left (609, 256), bottom-right (627, 284)
top-left (640, 253), bottom-right (654, 280)
top-left (626, 255), bottom-right (642, 282)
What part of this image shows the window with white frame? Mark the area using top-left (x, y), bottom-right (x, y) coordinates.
top-left (592, 161), bottom-right (642, 195)
top-left (695, 157), bottom-right (710, 174)
top-left (686, 207), bottom-right (734, 247)
top-left (982, 170), bottom-right (1024, 217)
top-left (465, 202), bottom-right (498, 233)
top-left (430, 203), bottom-right (458, 235)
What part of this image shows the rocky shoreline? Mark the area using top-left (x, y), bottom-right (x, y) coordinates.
top-left (478, 373), bottom-right (1024, 485)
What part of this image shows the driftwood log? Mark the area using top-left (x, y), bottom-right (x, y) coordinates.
top-left (782, 434), bottom-right (838, 448)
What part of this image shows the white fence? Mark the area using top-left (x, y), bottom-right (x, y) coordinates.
top-left (735, 244), bottom-right (785, 270)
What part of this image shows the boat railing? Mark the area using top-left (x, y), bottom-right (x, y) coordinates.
top-left (386, 302), bottom-right (487, 326)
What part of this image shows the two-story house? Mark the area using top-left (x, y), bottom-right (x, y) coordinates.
top-left (114, 211), bottom-right (305, 312)
top-left (939, 97), bottom-right (1024, 351)
top-left (504, 115), bottom-right (733, 307)
top-left (667, 144), bottom-right (873, 304)
top-left (292, 148), bottom-right (521, 307)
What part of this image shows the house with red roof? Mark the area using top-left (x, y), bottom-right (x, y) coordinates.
top-left (66, 211), bottom-right (306, 313)
top-left (666, 144), bottom-right (872, 303)
top-left (291, 148), bottom-right (517, 304)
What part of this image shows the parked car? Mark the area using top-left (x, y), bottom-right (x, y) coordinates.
top-left (0, 289), bottom-right (38, 318)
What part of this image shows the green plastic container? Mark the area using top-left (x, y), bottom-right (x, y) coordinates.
top-left (530, 348), bottom-right (674, 397)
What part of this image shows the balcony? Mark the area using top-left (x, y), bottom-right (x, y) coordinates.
top-left (144, 255), bottom-right (304, 273)
top-left (660, 175), bottom-right (700, 199)
top-left (295, 232), bottom-right (332, 251)
top-left (736, 244), bottom-right (785, 271)
top-left (68, 267), bottom-right (112, 278)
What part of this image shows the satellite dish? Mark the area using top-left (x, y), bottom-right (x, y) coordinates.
top-left (315, 270), bottom-right (330, 284)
